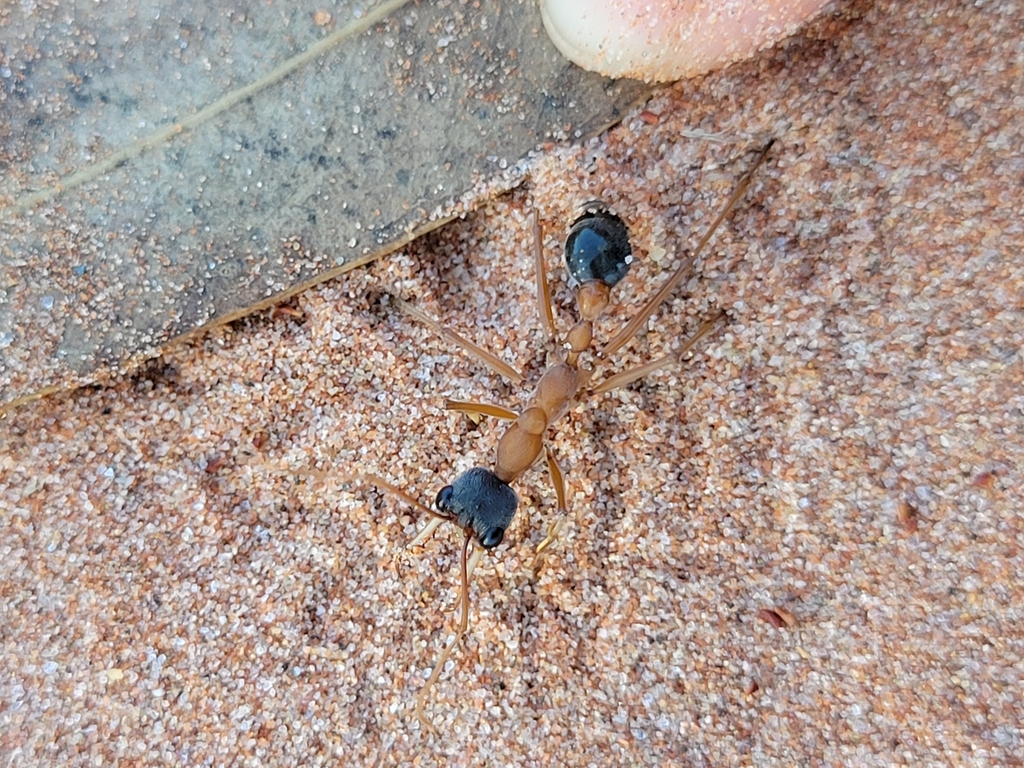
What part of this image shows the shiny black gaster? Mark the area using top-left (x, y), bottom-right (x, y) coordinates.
top-left (564, 204), bottom-right (632, 287)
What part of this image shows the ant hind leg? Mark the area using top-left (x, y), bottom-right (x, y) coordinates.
top-left (599, 141), bottom-right (773, 360)
top-left (533, 210), bottom-right (558, 346)
top-left (534, 447), bottom-right (569, 566)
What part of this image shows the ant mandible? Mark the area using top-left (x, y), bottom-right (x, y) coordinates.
top-left (354, 140), bottom-right (774, 731)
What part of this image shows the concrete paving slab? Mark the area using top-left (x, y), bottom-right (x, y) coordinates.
top-left (0, 0), bottom-right (651, 411)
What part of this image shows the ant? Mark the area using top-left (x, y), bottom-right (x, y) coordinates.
top-left (353, 140), bottom-right (773, 731)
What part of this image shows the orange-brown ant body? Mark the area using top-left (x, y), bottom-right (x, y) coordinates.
top-left (356, 141), bottom-right (774, 730)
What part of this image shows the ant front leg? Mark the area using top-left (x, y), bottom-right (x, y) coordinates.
top-left (443, 400), bottom-right (517, 421)
top-left (350, 473), bottom-right (453, 548)
top-left (415, 531), bottom-right (475, 733)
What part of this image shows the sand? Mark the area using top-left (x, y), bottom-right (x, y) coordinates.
top-left (2, 1), bottom-right (1023, 765)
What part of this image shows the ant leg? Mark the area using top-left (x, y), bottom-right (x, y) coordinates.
top-left (599, 141), bottom-right (774, 360)
top-left (415, 531), bottom-right (474, 733)
top-left (444, 399), bottom-right (518, 420)
top-left (534, 446), bottom-right (569, 564)
top-left (452, 546), bottom-right (485, 614)
top-left (394, 297), bottom-right (525, 385)
top-left (533, 210), bottom-right (557, 345)
top-left (591, 311), bottom-right (725, 395)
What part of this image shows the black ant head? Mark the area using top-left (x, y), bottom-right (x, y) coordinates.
top-left (435, 467), bottom-right (518, 549)
top-left (565, 202), bottom-right (633, 288)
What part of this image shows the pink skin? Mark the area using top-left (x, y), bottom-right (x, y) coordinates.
top-left (540, 0), bottom-right (831, 82)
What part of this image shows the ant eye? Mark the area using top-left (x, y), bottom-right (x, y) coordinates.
top-left (435, 485), bottom-right (453, 513)
top-left (479, 526), bottom-right (505, 549)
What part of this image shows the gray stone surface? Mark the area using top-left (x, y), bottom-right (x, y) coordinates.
top-left (0, 0), bottom-right (649, 410)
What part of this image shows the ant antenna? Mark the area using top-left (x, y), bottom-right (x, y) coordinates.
top-left (415, 530), bottom-right (473, 733)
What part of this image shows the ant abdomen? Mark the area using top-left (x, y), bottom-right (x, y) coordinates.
top-left (564, 203), bottom-right (633, 288)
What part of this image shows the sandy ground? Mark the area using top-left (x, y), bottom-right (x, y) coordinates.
top-left (2, 1), bottom-right (1023, 765)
